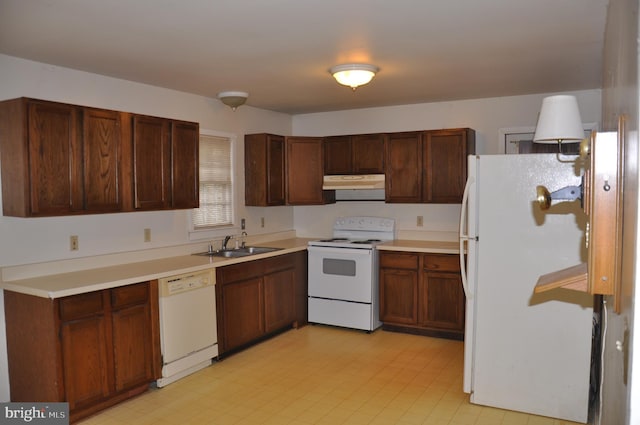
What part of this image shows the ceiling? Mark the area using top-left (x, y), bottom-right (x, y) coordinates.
top-left (0, 0), bottom-right (609, 115)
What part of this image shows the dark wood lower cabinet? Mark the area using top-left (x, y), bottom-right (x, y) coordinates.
top-left (4, 281), bottom-right (161, 423)
top-left (220, 277), bottom-right (265, 350)
top-left (379, 251), bottom-right (465, 340)
top-left (216, 251), bottom-right (307, 356)
top-left (264, 268), bottom-right (296, 333)
top-left (61, 314), bottom-right (111, 411)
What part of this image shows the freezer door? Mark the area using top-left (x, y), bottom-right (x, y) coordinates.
top-left (469, 154), bottom-right (592, 423)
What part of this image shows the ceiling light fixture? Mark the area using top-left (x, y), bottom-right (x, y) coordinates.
top-left (217, 91), bottom-right (248, 111)
top-left (533, 95), bottom-right (584, 146)
top-left (329, 63), bottom-right (379, 90)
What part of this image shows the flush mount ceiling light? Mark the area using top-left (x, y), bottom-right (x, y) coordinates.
top-left (217, 91), bottom-right (248, 111)
top-left (533, 95), bottom-right (584, 145)
top-left (329, 63), bottom-right (379, 90)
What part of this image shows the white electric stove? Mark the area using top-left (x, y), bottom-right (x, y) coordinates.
top-left (307, 217), bottom-right (395, 331)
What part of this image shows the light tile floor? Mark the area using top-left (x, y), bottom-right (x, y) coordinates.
top-left (79, 326), bottom-right (585, 425)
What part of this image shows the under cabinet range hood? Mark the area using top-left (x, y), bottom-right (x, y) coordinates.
top-left (322, 174), bottom-right (385, 190)
top-left (323, 174), bottom-right (386, 201)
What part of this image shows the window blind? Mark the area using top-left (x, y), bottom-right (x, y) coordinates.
top-left (192, 134), bottom-right (233, 228)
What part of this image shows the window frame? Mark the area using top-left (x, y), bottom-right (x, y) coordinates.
top-left (499, 123), bottom-right (598, 154)
top-left (188, 129), bottom-right (239, 241)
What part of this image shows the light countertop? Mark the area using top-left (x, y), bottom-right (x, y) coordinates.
top-left (1, 238), bottom-right (312, 299)
top-left (1, 238), bottom-right (459, 299)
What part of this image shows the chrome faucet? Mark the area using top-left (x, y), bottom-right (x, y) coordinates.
top-left (241, 231), bottom-right (248, 248)
top-left (222, 235), bottom-right (233, 250)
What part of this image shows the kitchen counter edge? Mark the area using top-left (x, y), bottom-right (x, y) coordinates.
top-left (1, 238), bottom-right (312, 299)
top-left (377, 240), bottom-right (460, 254)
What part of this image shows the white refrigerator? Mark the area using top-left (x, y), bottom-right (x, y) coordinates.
top-left (459, 154), bottom-right (594, 423)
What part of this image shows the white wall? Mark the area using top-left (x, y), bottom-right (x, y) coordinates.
top-left (0, 54), bottom-right (295, 402)
top-left (0, 54), bottom-right (295, 268)
top-left (291, 90), bottom-right (602, 238)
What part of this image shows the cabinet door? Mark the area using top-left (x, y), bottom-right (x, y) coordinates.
top-left (264, 268), bottom-right (296, 333)
top-left (28, 100), bottom-right (83, 215)
top-left (111, 303), bottom-right (154, 392)
top-left (170, 120), bottom-right (199, 209)
top-left (419, 270), bottom-right (465, 332)
top-left (324, 135), bottom-right (352, 175)
top-left (379, 268), bottom-right (419, 324)
top-left (286, 137), bottom-right (331, 204)
top-left (245, 134), bottom-right (286, 206)
top-left (385, 132), bottom-right (423, 203)
top-left (83, 108), bottom-right (123, 212)
top-left (61, 316), bottom-right (111, 411)
top-left (293, 251), bottom-right (308, 326)
top-left (352, 134), bottom-right (385, 174)
top-left (132, 115), bottom-right (171, 210)
top-left (221, 278), bottom-right (265, 352)
top-left (423, 129), bottom-right (475, 203)
top-left (265, 136), bottom-right (286, 205)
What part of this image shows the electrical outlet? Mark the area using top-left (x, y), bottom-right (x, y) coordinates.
top-left (241, 218), bottom-right (246, 230)
top-left (70, 235), bottom-right (79, 251)
top-left (261, 217), bottom-right (265, 228)
top-left (144, 228), bottom-right (151, 242)
top-left (417, 216), bottom-right (424, 227)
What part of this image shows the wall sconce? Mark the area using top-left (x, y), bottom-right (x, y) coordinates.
top-left (217, 91), bottom-right (248, 111)
top-left (533, 95), bottom-right (585, 147)
top-left (329, 63), bottom-right (379, 90)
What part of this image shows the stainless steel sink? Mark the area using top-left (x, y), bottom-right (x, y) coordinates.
top-left (237, 246), bottom-right (281, 255)
top-left (193, 246), bottom-right (282, 258)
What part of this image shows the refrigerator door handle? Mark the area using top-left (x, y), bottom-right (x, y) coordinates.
top-left (459, 176), bottom-right (474, 298)
top-left (459, 175), bottom-right (473, 239)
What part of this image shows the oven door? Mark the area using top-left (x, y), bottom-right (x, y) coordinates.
top-left (308, 246), bottom-right (374, 303)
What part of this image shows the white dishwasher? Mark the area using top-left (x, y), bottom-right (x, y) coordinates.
top-left (157, 270), bottom-right (218, 387)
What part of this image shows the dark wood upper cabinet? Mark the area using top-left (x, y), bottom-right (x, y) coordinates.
top-left (324, 133), bottom-right (384, 175)
top-left (83, 108), bottom-right (123, 212)
top-left (245, 133), bottom-right (286, 206)
top-left (0, 98), bottom-right (199, 216)
top-left (423, 128), bottom-right (475, 203)
top-left (131, 115), bottom-right (199, 211)
top-left (324, 135), bottom-right (352, 174)
top-left (27, 100), bottom-right (84, 215)
top-left (170, 120), bottom-right (199, 209)
top-left (385, 131), bottom-right (423, 203)
top-left (351, 133), bottom-right (385, 174)
top-left (132, 115), bottom-right (172, 210)
top-left (286, 136), bottom-right (334, 205)
top-left (0, 98), bottom-right (125, 216)
top-left (385, 128), bottom-right (475, 204)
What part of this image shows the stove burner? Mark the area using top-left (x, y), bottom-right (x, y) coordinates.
top-left (319, 238), bottom-right (349, 242)
top-left (351, 239), bottom-right (382, 244)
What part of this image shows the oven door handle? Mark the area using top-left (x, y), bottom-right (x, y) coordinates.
top-left (307, 246), bottom-right (374, 256)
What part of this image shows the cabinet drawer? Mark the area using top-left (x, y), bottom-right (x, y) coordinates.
top-left (111, 282), bottom-right (149, 309)
top-left (218, 261), bottom-right (264, 284)
top-left (379, 252), bottom-right (419, 269)
top-left (423, 254), bottom-right (460, 272)
top-left (263, 254), bottom-right (295, 274)
top-left (59, 291), bottom-right (105, 321)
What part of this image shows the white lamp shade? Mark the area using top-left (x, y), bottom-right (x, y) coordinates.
top-left (330, 64), bottom-right (378, 89)
top-left (533, 95), bottom-right (584, 144)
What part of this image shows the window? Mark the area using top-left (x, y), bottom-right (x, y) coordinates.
top-left (500, 124), bottom-right (597, 155)
top-left (192, 131), bottom-right (234, 229)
